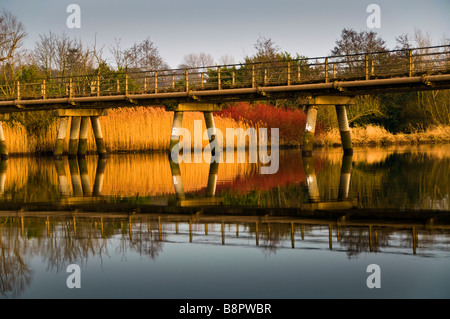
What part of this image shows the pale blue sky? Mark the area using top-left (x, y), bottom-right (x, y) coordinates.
top-left (2, 0), bottom-right (449, 68)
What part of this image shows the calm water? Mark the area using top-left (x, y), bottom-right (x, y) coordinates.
top-left (0, 145), bottom-right (449, 299)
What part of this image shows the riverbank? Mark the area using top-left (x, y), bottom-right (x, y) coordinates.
top-left (2, 106), bottom-right (449, 155)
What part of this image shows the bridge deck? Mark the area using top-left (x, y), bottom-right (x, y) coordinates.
top-left (0, 45), bottom-right (449, 112)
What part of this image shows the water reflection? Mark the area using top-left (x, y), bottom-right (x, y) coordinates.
top-left (0, 212), bottom-right (449, 298)
top-left (0, 145), bottom-right (448, 213)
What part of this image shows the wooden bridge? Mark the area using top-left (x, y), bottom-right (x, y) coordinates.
top-left (0, 45), bottom-right (449, 159)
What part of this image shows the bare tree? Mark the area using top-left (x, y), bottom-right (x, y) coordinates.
top-left (125, 37), bottom-right (167, 71)
top-left (179, 52), bottom-right (214, 69)
top-left (0, 9), bottom-right (26, 63)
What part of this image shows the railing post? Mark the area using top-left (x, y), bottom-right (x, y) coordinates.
top-left (96, 75), bottom-right (100, 97)
top-left (252, 65), bottom-right (256, 88)
top-left (125, 74), bottom-right (129, 95)
top-left (264, 68), bottom-right (267, 86)
top-left (16, 81), bottom-right (20, 100)
top-left (218, 66), bottom-right (221, 90)
top-left (287, 61), bottom-right (291, 85)
top-left (232, 71), bottom-right (235, 86)
top-left (365, 54), bottom-right (369, 80)
top-left (325, 58), bottom-right (329, 83)
top-left (201, 73), bottom-right (204, 89)
top-left (409, 49), bottom-right (414, 77)
top-left (69, 77), bottom-right (73, 98)
top-left (42, 79), bottom-right (46, 99)
top-left (333, 63), bottom-right (336, 78)
top-left (172, 74), bottom-right (175, 89)
top-left (185, 69), bottom-right (189, 91)
top-left (117, 79), bottom-right (120, 93)
top-left (298, 64), bottom-right (301, 81)
top-left (155, 71), bottom-right (158, 93)
top-left (144, 76), bottom-right (148, 92)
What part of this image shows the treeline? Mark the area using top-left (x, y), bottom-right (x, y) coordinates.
top-left (0, 9), bottom-right (449, 137)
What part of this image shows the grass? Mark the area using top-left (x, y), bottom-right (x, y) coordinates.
top-left (1, 104), bottom-right (449, 155)
top-left (315, 124), bottom-right (450, 148)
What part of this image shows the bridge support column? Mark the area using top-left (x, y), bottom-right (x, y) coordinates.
top-left (302, 96), bottom-right (355, 156)
top-left (54, 116), bottom-right (69, 158)
top-left (302, 105), bottom-right (318, 156)
top-left (169, 111), bottom-right (184, 153)
top-left (165, 103), bottom-right (222, 155)
top-left (90, 116), bottom-right (107, 157)
top-left (68, 116), bottom-right (81, 157)
top-left (0, 120), bottom-right (8, 160)
top-left (78, 117), bottom-right (90, 157)
top-left (53, 109), bottom-right (108, 157)
top-left (336, 105), bottom-right (353, 155)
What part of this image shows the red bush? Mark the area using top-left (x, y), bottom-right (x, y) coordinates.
top-left (217, 102), bottom-right (323, 145)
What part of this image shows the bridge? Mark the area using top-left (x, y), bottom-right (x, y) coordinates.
top-left (0, 45), bottom-right (449, 158)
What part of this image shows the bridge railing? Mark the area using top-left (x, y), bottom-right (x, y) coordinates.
top-left (1, 45), bottom-right (449, 101)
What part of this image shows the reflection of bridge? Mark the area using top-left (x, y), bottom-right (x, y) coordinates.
top-left (1, 211), bottom-right (448, 256)
top-left (0, 45), bottom-right (449, 158)
top-left (0, 152), bottom-right (355, 212)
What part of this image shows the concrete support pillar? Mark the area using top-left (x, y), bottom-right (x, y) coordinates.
top-left (206, 161), bottom-right (219, 197)
top-left (335, 105), bottom-right (353, 155)
top-left (169, 111), bottom-right (184, 153)
top-left (93, 158), bottom-right (107, 196)
top-left (90, 116), bottom-right (107, 157)
top-left (0, 122), bottom-right (8, 160)
top-left (338, 154), bottom-right (353, 201)
top-left (169, 157), bottom-right (185, 200)
top-left (54, 159), bottom-right (70, 197)
top-left (203, 112), bottom-right (216, 143)
top-left (302, 105), bottom-right (318, 156)
top-left (68, 116), bottom-right (81, 157)
top-left (54, 116), bottom-right (69, 157)
top-left (302, 156), bottom-right (320, 203)
top-left (78, 117), bottom-right (90, 156)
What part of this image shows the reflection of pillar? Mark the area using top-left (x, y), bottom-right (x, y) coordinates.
top-left (78, 117), bottom-right (90, 156)
top-left (302, 105), bottom-right (318, 156)
top-left (338, 154), bottom-right (353, 201)
top-left (54, 159), bottom-right (70, 196)
top-left (302, 156), bottom-right (320, 203)
top-left (69, 158), bottom-right (83, 196)
top-left (0, 159), bottom-right (7, 195)
top-left (78, 157), bottom-right (92, 196)
top-left (0, 122), bottom-right (8, 160)
top-left (93, 158), bottom-right (107, 196)
top-left (68, 116), bottom-right (81, 157)
top-left (91, 116), bottom-right (107, 157)
top-left (169, 112), bottom-right (183, 152)
top-left (206, 161), bottom-right (219, 197)
top-left (335, 105), bottom-right (353, 155)
top-left (54, 116), bottom-right (69, 157)
top-left (169, 156), bottom-right (185, 200)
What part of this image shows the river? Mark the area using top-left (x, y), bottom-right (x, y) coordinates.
top-left (0, 144), bottom-right (449, 298)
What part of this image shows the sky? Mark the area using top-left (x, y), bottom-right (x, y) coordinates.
top-left (1, 0), bottom-right (449, 68)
